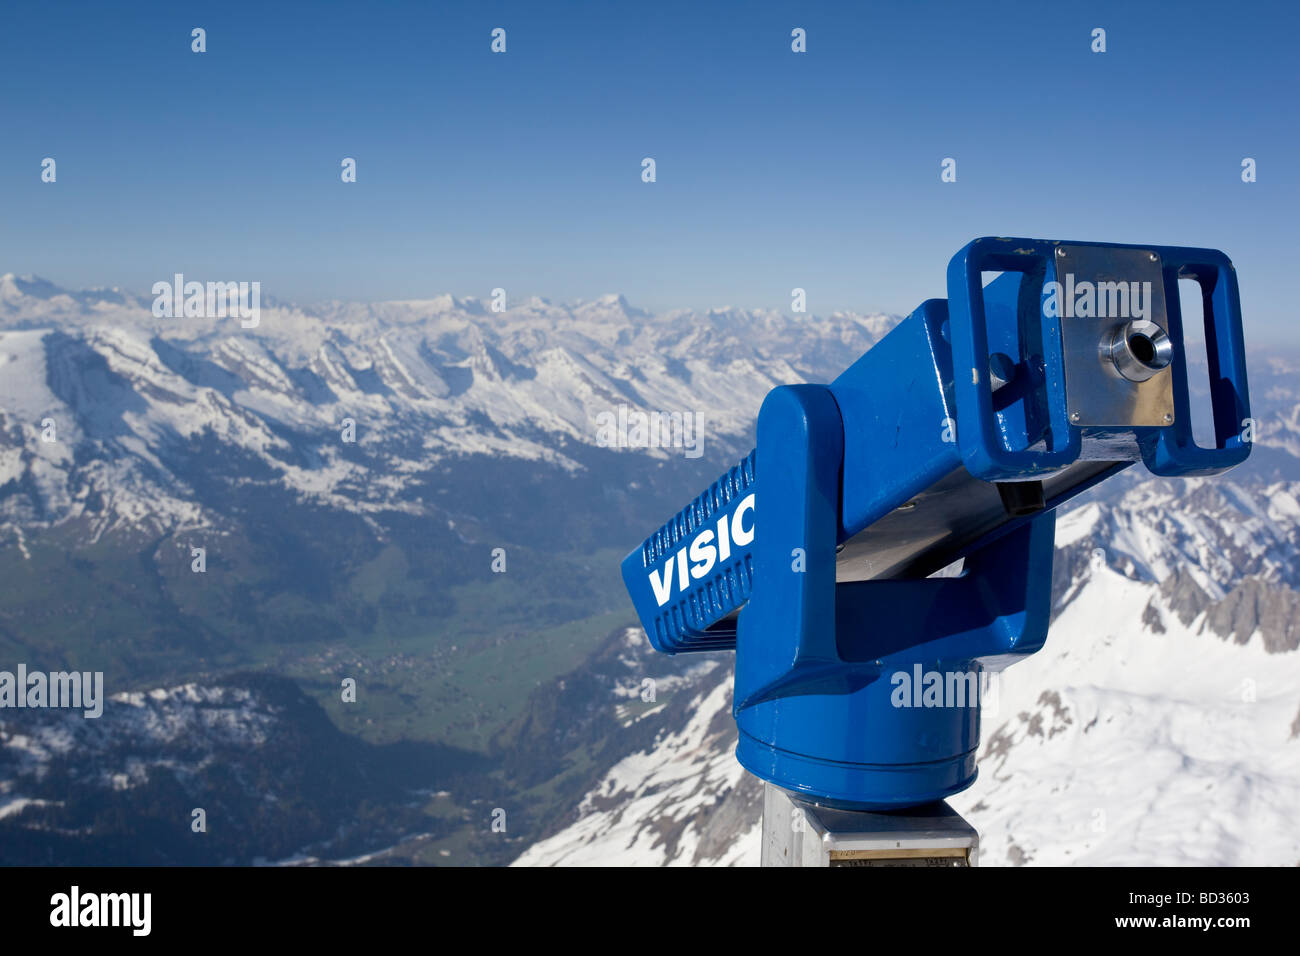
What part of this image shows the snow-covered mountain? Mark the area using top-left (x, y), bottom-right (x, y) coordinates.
top-left (509, 634), bottom-right (762, 867)
top-left (0, 272), bottom-right (892, 542)
top-left (2, 271), bottom-right (1298, 867)
top-left (0, 272), bottom-right (897, 864)
top-left (0, 671), bottom-right (495, 865)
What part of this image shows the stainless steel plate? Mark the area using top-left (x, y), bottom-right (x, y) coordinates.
top-left (1053, 244), bottom-right (1175, 427)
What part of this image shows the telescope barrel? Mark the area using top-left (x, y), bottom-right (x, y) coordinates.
top-left (623, 238), bottom-right (1251, 655)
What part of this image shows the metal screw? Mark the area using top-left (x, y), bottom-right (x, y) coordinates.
top-left (1162, 413), bottom-right (1174, 424)
top-left (1069, 411), bottom-right (1081, 423)
top-left (1148, 252), bottom-right (1159, 262)
top-left (1056, 247), bottom-right (1066, 258)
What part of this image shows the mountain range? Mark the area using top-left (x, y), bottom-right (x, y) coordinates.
top-left (0, 272), bottom-right (1296, 865)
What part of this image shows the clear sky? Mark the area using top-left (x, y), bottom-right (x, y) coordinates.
top-left (1, 1), bottom-right (1296, 341)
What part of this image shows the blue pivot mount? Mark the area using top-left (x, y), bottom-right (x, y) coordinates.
top-left (622, 237), bottom-right (1251, 810)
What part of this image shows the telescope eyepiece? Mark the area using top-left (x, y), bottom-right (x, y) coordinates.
top-left (1106, 319), bottom-right (1173, 382)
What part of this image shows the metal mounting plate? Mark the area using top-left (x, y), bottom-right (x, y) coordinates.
top-left (1054, 244), bottom-right (1175, 427)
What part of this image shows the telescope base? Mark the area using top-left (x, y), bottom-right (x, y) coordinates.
top-left (736, 727), bottom-right (979, 810)
top-left (759, 781), bottom-right (978, 867)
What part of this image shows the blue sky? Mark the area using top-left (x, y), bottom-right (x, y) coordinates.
top-left (1, 1), bottom-right (1296, 341)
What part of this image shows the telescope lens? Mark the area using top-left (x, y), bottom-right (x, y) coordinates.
top-left (1128, 333), bottom-right (1156, 366)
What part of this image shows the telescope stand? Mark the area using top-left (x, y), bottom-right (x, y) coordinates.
top-left (759, 781), bottom-right (978, 867)
top-left (623, 239), bottom-right (1250, 826)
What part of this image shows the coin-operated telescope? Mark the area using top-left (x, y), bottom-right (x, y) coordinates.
top-left (621, 238), bottom-right (1251, 859)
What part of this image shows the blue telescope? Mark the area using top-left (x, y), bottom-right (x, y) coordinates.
top-left (622, 238), bottom-right (1251, 810)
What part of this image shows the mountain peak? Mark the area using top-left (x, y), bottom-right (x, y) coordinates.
top-left (573, 293), bottom-right (649, 320)
top-left (0, 273), bottom-right (66, 302)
